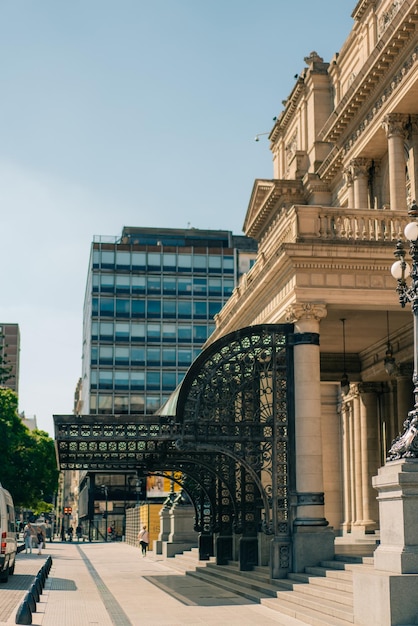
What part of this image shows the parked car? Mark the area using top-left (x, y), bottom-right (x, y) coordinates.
top-left (0, 484), bottom-right (17, 582)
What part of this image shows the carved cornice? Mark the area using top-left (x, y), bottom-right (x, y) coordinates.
top-left (352, 0), bottom-right (378, 21)
top-left (243, 179), bottom-right (305, 240)
top-left (285, 303), bottom-right (327, 323)
top-left (318, 3), bottom-right (418, 180)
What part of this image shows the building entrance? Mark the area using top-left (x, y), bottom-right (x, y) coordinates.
top-left (55, 324), bottom-right (298, 575)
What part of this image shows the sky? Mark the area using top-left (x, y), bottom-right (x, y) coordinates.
top-left (0, 1), bottom-right (355, 436)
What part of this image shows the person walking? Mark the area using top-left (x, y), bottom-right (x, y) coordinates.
top-left (36, 528), bottom-right (45, 555)
top-left (138, 525), bottom-right (149, 557)
top-left (23, 523), bottom-right (33, 554)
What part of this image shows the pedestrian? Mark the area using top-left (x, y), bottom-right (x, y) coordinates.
top-left (61, 525), bottom-right (66, 542)
top-left (138, 525), bottom-right (149, 557)
top-left (36, 528), bottom-right (44, 555)
top-left (76, 524), bottom-right (82, 542)
top-left (23, 523), bottom-right (33, 554)
top-left (67, 526), bottom-right (74, 542)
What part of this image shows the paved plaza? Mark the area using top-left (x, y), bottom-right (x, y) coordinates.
top-left (0, 541), bottom-right (308, 626)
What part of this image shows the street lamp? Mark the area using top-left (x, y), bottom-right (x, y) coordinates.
top-left (388, 201), bottom-right (418, 460)
top-left (101, 485), bottom-right (108, 542)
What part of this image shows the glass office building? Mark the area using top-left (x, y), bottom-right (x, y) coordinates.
top-left (81, 227), bottom-right (257, 415)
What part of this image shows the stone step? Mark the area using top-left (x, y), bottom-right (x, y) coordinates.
top-left (288, 571), bottom-right (352, 594)
top-left (274, 588), bottom-right (354, 622)
top-left (261, 596), bottom-right (355, 626)
top-left (190, 564), bottom-right (291, 598)
top-left (186, 568), bottom-right (273, 603)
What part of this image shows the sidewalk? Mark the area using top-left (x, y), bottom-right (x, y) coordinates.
top-left (0, 541), bottom-right (308, 626)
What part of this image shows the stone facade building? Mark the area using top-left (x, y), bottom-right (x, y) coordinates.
top-left (207, 0), bottom-right (418, 544)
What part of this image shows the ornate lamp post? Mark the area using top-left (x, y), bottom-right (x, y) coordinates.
top-left (388, 201), bottom-right (418, 460)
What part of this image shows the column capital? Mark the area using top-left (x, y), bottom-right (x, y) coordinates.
top-left (349, 157), bottom-right (371, 179)
top-left (382, 113), bottom-right (409, 139)
top-left (285, 303), bottom-right (327, 323)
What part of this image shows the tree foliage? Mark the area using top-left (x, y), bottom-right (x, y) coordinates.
top-left (0, 388), bottom-right (59, 509)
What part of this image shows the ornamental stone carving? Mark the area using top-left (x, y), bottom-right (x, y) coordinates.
top-left (285, 303), bottom-right (327, 323)
top-left (349, 157), bottom-right (371, 180)
top-left (382, 113), bottom-right (408, 139)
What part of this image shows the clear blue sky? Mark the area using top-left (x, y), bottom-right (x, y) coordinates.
top-left (0, 1), bottom-right (354, 435)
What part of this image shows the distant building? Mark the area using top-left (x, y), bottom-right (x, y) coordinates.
top-left (79, 227), bottom-right (257, 416)
top-left (0, 324), bottom-right (20, 394)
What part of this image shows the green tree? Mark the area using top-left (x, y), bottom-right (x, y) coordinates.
top-left (0, 388), bottom-right (59, 509)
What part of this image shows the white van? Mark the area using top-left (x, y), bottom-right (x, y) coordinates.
top-left (0, 484), bottom-right (17, 582)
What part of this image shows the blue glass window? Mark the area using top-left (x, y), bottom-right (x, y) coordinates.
top-left (97, 395), bottom-right (113, 413)
top-left (193, 278), bottom-right (207, 296)
top-left (178, 254), bottom-right (192, 272)
top-left (92, 274), bottom-right (99, 293)
top-left (99, 346), bottom-right (113, 365)
top-left (224, 279), bottom-right (234, 296)
top-left (162, 277), bottom-right (176, 295)
top-left (162, 324), bottom-right (176, 342)
top-left (131, 372), bottom-right (145, 390)
top-left (162, 348), bottom-right (176, 364)
top-left (178, 326), bottom-right (192, 342)
top-left (193, 301), bottom-right (207, 318)
top-left (208, 278), bottom-right (222, 296)
top-left (132, 276), bottom-right (146, 294)
top-left (147, 276), bottom-right (161, 294)
top-left (163, 253), bottom-right (176, 271)
top-left (131, 252), bottom-right (146, 270)
top-left (209, 301), bottom-right (222, 317)
top-left (193, 255), bottom-right (207, 272)
top-left (91, 347), bottom-right (98, 365)
top-left (147, 323), bottom-right (161, 341)
top-left (99, 322), bottom-right (113, 340)
top-left (147, 348), bottom-right (160, 364)
top-left (90, 370), bottom-right (98, 389)
top-left (98, 371), bottom-right (113, 389)
top-left (100, 274), bottom-right (115, 293)
top-left (101, 250), bottom-right (115, 268)
top-left (115, 347), bottom-right (129, 365)
top-left (116, 298), bottom-right (130, 317)
top-left (131, 347), bottom-right (145, 365)
top-left (146, 371), bottom-right (160, 389)
top-left (223, 256), bottom-right (234, 273)
top-left (92, 298), bottom-right (99, 316)
top-left (116, 251), bottom-right (131, 268)
top-left (208, 255), bottom-right (222, 273)
top-left (162, 372), bottom-right (176, 390)
top-left (100, 298), bottom-right (114, 316)
top-left (115, 322), bottom-right (129, 340)
top-left (178, 349), bottom-right (192, 365)
top-left (115, 276), bottom-right (130, 294)
top-left (178, 278), bottom-right (192, 295)
top-left (132, 300), bottom-right (145, 318)
top-left (178, 301), bottom-right (192, 318)
top-left (131, 323), bottom-right (145, 341)
top-left (193, 325), bottom-right (207, 343)
top-left (147, 253), bottom-right (161, 271)
top-left (163, 301), bottom-right (176, 318)
top-left (91, 322), bottom-right (98, 340)
top-left (115, 370), bottom-right (129, 390)
top-left (92, 249), bottom-right (100, 268)
top-left (147, 300), bottom-right (161, 318)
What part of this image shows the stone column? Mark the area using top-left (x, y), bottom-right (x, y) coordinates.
top-left (382, 113), bottom-right (408, 211)
top-left (409, 115), bottom-right (418, 205)
top-left (285, 302), bottom-right (335, 571)
top-left (358, 383), bottom-right (379, 532)
top-left (350, 158), bottom-right (371, 209)
top-left (343, 168), bottom-right (354, 208)
top-left (341, 400), bottom-right (353, 534)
